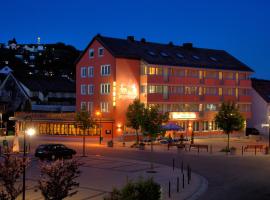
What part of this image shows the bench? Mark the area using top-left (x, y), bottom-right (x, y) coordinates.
top-left (244, 144), bottom-right (264, 152)
top-left (189, 144), bottom-right (208, 152)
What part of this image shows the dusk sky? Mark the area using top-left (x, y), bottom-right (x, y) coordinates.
top-left (1, 0), bottom-right (269, 79)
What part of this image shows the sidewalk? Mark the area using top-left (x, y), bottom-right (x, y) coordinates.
top-left (21, 155), bottom-right (208, 200)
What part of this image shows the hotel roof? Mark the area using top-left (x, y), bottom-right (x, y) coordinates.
top-left (78, 34), bottom-right (254, 72)
top-left (252, 78), bottom-right (270, 103)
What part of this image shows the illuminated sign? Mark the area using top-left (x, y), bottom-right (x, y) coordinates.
top-left (170, 112), bottom-right (197, 119)
top-left (119, 83), bottom-right (138, 99)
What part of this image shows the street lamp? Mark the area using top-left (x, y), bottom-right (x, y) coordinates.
top-left (95, 111), bottom-right (102, 144)
top-left (22, 116), bottom-right (36, 200)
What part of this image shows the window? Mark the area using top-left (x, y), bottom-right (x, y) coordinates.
top-left (100, 83), bottom-right (110, 94)
top-left (238, 104), bottom-right (251, 112)
top-left (171, 68), bottom-right (185, 77)
top-left (100, 102), bottom-right (109, 112)
top-left (148, 67), bottom-right (162, 75)
top-left (202, 121), bottom-right (209, 131)
top-left (185, 104), bottom-right (199, 112)
top-left (224, 72), bottom-right (234, 80)
top-left (185, 86), bottom-right (198, 95)
top-left (239, 88), bottom-right (250, 96)
top-left (212, 121), bottom-right (219, 130)
top-left (81, 101), bottom-right (87, 110)
top-left (148, 85), bottom-right (163, 94)
top-left (98, 48), bottom-right (104, 57)
top-left (148, 51), bottom-right (156, 56)
top-left (205, 71), bottom-right (218, 79)
top-left (89, 49), bottom-right (94, 58)
top-left (88, 102), bottom-right (93, 113)
top-left (170, 86), bottom-right (184, 94)
top-left (205, 87), bottom-right (218, 95)
top-left (101, 65), bottom-right (111, 76)
top-left (187, 70), bottom-right (199, 78)
top-left (205, 104), bottom-right (218, 111)
top-left (192, 55), bottom-right (200, 60)
top-left (81, 84), bottom-right (87, 95)
top-left (88, 84), bottom-right (94, 95)
top-left (141, 85), bottom-right (147, 93)
top-left (176, 53), bottom-right (184, 59)
top-left (88, 66), bottom-right (94, 77)
top-left (223, 88), bottom-right (235, 96)
top-left (160, 52), bottom-right (168, 57)
top-left (209, 56), bottom-right (217, 62)
top-left (81, 67), bottom-right (87, 78)
top-left (193, 121), bottom-right (199, 132)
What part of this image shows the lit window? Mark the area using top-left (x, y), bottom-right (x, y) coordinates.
top-left (88, 84), bottom-right (94, 95)
top-left (98, 48), bottom-right (104, 57)
top-left (88, 66), bottom-right (94, 77)
top-left (100, 83), bottom-right (111, 94)
top-left (81, 67), bottom-right (87, 78)
top-left (101, 65), bottom-right (111, 76)
top-left (100, 102), bottom-right (109, 112)
top-left (89, 48), bottom-right (94, 58)
top-left (81, 84), bottom-right (87, 95)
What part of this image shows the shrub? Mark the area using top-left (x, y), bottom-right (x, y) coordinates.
top-left (38, 159), bottom-right (81, 200)
top-left (104, 177), bottom-right (161, 200)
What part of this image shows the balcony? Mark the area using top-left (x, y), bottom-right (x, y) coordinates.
top-left (169, 77), bottom-right (200, 85)
top-left (238, 96), bottom-right (251, 102)
top-left (224, 79), bottom-right (237, 86)
top-left (204, 95), bottom-right (221, 102)
top-left (204, 78), bottom-right (220, 86)
top-left (223, 95), bottom-right (237, 102)
top-left (239, 80), bottom-right (251, 87)
top-left (147, 93), bottom-right (164, 102)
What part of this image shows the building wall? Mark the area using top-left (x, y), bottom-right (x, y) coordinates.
top-left (247, 89), bottom-right (269, 135)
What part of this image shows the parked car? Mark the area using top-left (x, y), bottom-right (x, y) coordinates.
top-left (246, 128), bottom-right (260, 136)
top-left (35, 144), bottom-right (76, 160)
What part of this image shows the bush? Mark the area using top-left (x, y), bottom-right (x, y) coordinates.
top-left (104, 177), bottom-right (161, 200)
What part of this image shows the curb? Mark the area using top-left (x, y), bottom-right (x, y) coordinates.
top-left (184, 174), bottom-right (208, 200)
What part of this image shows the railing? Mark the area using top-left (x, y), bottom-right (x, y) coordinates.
top-left (15, 112), bottom-right (76, 120)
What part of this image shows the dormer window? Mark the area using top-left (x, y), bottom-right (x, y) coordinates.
top-left (89, 48), bottom-right (94, 58)
top-left (160, 52), bottom-right (168, 57)
top-left (98, 48), bottom-right (104, 57)
top-left (148, 51), bottom-right (156, 56)
top-left (192, 55), bottom-right (200, 60)
top-left (210, 56), bottom-right (217, 62)
top-left (176, 53), bottom-right (184, 59)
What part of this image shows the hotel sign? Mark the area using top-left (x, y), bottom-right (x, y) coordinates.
top-left (118, 83), bottom-right (138, 99)
top-left (170, 112), bottom-right (197, 120)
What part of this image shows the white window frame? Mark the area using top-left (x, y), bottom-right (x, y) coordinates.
top-left (81, 101), bottom-right (87, 110)
top-left (98, 47), bottom-right (104, 57)
top-left (88, 66), bottom-right (94, 77)
top-left (81, 67), bottom-right (87, 78)
top-left (100, 83), bottom-right (110, 94)
top-left (100, 102), bottom-right (109, 113)
top-left (88, 84), bottom-right (94, 95)
top-left (89, 48), bottom-right (94, 58)
top-left (81, 84), bottom-right (87, 95)
top-left (88, 102), bottom-right (93, 113)
top-left (101, 64), bottom-right (111, 76)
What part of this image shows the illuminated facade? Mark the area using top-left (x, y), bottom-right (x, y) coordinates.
top-left (76, 34), bottom-right (253, 138)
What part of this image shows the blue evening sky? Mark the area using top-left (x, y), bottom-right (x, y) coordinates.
top-left (0, 0), bottom-right (269, 79)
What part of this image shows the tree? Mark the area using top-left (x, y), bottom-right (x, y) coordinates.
top-left (126, 99), bottom-right (145, 144)
top-left (39, 159), bottom-right (81, 200)
top-left (104, 177), bottom-right (161, 200)
top-left (75, 107), bottom-right (95, 156)
top-left (215, 102), bottom-right (245, 151)
top-left (0, 154), bottom-right (30, 200)
top-left (141, 105), bottom-right (168, 169)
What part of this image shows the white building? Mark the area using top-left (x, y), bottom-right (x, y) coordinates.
top-left (247, 78), bottom-right (270, 135)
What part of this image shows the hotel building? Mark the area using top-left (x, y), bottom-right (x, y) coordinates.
top-left (76, 34), bottom-right (253, 138)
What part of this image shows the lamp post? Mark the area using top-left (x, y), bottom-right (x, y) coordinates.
top-left (95, 111), bottom-right (102, 144)
top-left (22, 116), bottom-right (36, 200)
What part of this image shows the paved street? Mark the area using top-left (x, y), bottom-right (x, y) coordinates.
top-left (3, 135), bottom-right (270, 200)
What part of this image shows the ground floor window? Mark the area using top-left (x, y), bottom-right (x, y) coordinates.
top-left (202, 121), bottom-right (209, 131)
top-left (192, 121), bottom-right (199, 131)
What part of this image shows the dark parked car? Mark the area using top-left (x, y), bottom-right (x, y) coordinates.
top-left (35, 144), bottom-right (76, 160)
top-left (246, 128), bottom-right (260, 136)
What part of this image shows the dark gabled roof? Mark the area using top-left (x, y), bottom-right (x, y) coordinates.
top-left (77, 34), bottom-right (254, 72)
top-left (252, 78), bottom-right (270, 103)
top-left (16, 75), bottom-right (75, 93)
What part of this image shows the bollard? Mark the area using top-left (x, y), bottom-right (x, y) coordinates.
top-left (182, 173), bottom-right (185, 189)
top-left (197, 146), bottom-right (199, 154)
top-left (169, 181), bottom-right (171, 198)
top-left (187, 165), bottom-right (190, 184)
top-left (177, 177), bottom-right (179, 192)
top-left (173, 158), bottom-right (175, 171)
top-left (242, 146), bottom-right (244, 156)
top-left (210, 145), bottom-right (212, 154)
top-left (181, 161), bottom-right (183, 174)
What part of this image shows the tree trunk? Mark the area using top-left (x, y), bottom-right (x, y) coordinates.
top-left (83, 129), bottom-right (86, 157)
top-left (150, 136), bottom-right (154, 170)
top-left (227, 132), bottom-right (230, 151)
top-left (136, 129), bottom-right (139, 144)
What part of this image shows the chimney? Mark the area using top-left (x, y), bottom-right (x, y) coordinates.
top-left (141, 38), bottom-right (146, 43)
top-left (183, 43), bottom-right (193, 48)
top-left (127, 36), bottom-right (135, 42)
